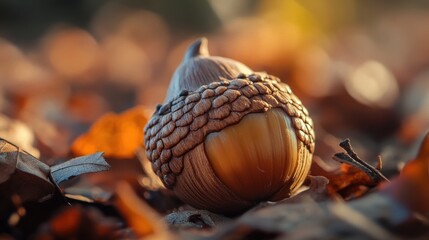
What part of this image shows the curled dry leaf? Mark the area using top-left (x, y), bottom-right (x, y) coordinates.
top-left (311, 139), bottom-right (387, 200)
top-left (327, 164), bottom-right (375, 198)
top-left (0, 138), bottom-right (54, 202)
top-left (0, 137), bottom-right (110, 203)
top-left (50, 152), bottom-right (110, 185)
top-left (333, 139), bottom-right (388, 183)
top-left (71, 106), bottom-right (150, 159)
top-left (311, 159), bottom-right (375, 200)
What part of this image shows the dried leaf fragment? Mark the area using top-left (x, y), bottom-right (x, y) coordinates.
top-left (50, 152), bottom-right (110, 185)
top-left (0, 138), bottom-right (111, 203)
top-left (317, 139), bottom-right (389, 199)
top-left (0, 138), bottom-right (54, 202)
top-left (333, 139), bottom-right (388, 183)
top-left (71, 106), bottom-right (150, 159)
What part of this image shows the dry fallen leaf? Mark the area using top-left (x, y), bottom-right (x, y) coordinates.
top-left (311, 140), bottom-right (385, 200)
top-left (0, 138), bottom-right (54, 202)
top-left (311, 160), bottom-right (374, 200)
top-left (210, 190), bottom-right (425, 240)
top-left (51, 152), bottom-right (110, 184)
top-left (327, 164), bottom-right (375, 198)
top-left (71, 106), bottom-right (150, 159)
top-left (0, 138), bottom-right (110, 203)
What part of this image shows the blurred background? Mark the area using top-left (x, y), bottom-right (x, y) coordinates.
top-left (0, 0), bottom-right (429, 169)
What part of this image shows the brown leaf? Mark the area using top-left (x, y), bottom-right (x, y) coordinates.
top-left (0, 138), bottom-right (110, 203)
top-left (213, 193), bottom-right (414, 240)
top-left (328, 164), bottom-right (374, 194)
top-left (312, 138), bottom-right (388, 200)
top-left (50, 152), bottom-right (110, 185)
top-left (0, 138), bottom-right (54, 202)
top-left (71, 106), bottom-right (150, 159)
top-left (312, 157), bottom-right (377, 199)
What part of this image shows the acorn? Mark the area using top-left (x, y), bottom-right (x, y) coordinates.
top-left (144, 38), bottom-right (315, 215)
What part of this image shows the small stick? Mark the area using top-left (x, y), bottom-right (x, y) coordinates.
top-left (333, 139), bottom-right (389, 184)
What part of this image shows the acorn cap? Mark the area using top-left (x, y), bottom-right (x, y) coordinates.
top-left (165, 38), bottom-right (253, 102)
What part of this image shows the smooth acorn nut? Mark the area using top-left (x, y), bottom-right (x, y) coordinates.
top-left (144, 38), bottom-right (315, 215)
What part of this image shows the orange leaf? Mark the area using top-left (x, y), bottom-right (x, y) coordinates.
top-left (312, 157), bottom-right (379, 199)
top-left (71, 106), bottom-right (151, 159)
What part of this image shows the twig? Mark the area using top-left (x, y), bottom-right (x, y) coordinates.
top-left (333, 139), bottom-right (389, 184)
